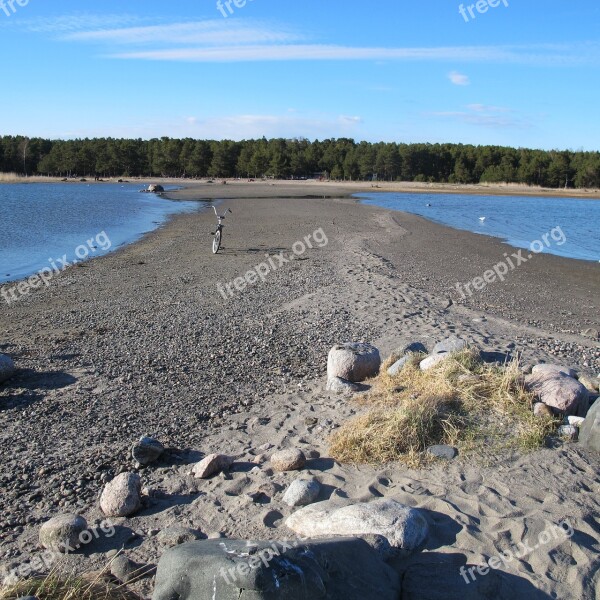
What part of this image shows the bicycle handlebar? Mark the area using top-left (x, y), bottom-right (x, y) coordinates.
top-left (212, 206), bottom-right (232, 219)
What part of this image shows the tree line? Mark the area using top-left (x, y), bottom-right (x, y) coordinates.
top-left (1, 135), bottom-right (599, 188)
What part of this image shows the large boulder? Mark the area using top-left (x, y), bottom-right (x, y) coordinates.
top-left (152, 538), bottom-right (401, 600)
top-left (525, 371), bottom-right (589, 416)
top-left (400, 552), bottom-right (535, 599)
top-left (148, 184), bottom-right (165, 193)
top-left (100, 473), bottom-right (142, 517)
top-left (0, 354), bottom-right (15, 384)
top-left (285, 498), bottom-right (428, 554)
top-left (327, 343), bottom-right (381, 382)
top-left (531, 364), bottom-right (577, 378)
top-left (39, 514), bottom-right (87, 553)
top-left (579, 399), bottom-right (599, 453)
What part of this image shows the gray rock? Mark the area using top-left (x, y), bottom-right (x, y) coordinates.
top-left (110, 554), bottom-right (154, 584)
top-left (131, 436), bottom-right (164, 466)
top-left (532, 364), bottom-right (577, 378)
top-left (557, 425), bottom-right (579, 441)
top-left (152, 537), bottom-right (401, 600)
top-left (420, 353), bottom-right (450, 371)
top-left (579, 398), bottom-right (600, 453)
top-left (388, 342), bottom-right (428, 364)
top-left (327, 343), bottom-right (381, 382)
top-left (157, 526), bottom-right (202, 548)
top-left (285, 498), bottom-right (428, 553)
top-left (0, 354), bottom-right (15, 384)
top-left (387, 355), bottom-right (412, 376)
top-left (566, 416), bottom-right (585, 427)
top-left (401, 552), bottom-right (528, 599)
top-left (39, 514), bottom-right (87, 553)
top-left (282, 479), bottom-right (321, 507)
top-left (525, 371), bottom-right (589, 416)
top-left (147, 184), bottom-right (165, 193)
top-left (100, 472), bottom-right (142, 517)
top-left (432, 337), bottom-right (468, 354)
top-left (326, 376), bottom-right (361, 394)
top-left (426, 445), bottom-right (458, 460)
top-left (271, 448), bottom-right (306, 472)
top-left (192, 453), bottom-right (233, 479)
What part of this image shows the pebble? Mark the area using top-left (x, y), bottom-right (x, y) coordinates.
top-left (426, 445), bottom-right (458, 460)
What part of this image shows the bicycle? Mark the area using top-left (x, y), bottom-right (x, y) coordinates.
top-left (211, 206), bottom-right (232, 254)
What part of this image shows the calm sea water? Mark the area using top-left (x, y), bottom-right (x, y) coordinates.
top-left (358, 193), bottom-right (600, 262)
top-left (0, 183), bottom-right (202, 283)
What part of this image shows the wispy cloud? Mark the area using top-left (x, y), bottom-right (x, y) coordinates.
top-left (63, 20), bottom-right (302, 46)
top-left (448, 71), bottom-right (470, 85)
top-left (428, 104), bottom-right (528, 128)
top-left (12, 15), bottom-right (600, 67)
top-left (107, 43), bottom-right (600, 66)
top-left (18, 13), bottom-right (144, 33)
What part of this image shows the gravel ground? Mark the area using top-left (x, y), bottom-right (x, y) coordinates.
top-left (0, 184), bottom-right (598, 561)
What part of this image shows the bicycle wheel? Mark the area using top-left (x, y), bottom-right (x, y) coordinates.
top-left (212, 229), bottom-right (222, 254)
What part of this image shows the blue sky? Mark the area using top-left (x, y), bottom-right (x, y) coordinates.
top-left (1, 0), bottom-right (599, 149)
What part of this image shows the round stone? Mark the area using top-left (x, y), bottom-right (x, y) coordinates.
top-left (271, 448), bottom-right (307, 472)
top-left (39, 513), bottom-right (88, 553)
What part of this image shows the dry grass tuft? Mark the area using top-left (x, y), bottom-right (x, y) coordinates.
top-left (330, 349), bottom-right (558, 466)
top-left (0, 568), bottom-right (141, 600)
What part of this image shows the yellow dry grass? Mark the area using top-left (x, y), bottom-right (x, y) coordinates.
top-left (329, 349), bottom-right (558, 466)
top-left (0, 561), bottom-right (142, 600)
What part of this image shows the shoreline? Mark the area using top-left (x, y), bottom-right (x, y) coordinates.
top-left (2, 175), bottom-right (600, 199)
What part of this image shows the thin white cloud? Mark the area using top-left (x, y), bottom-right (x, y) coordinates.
top-left (467, 103), bottom-right (512, 113)
top-left (107, 43), bottom-right (600, 65)
top-left (18, 14), bottom-right (144, 33)
top-left (63, 20), bottom-right (302, 46)
top-left (107, 44), bottom-right (509, 62)
top-left (448, 71), bottom-right (470, 86)
top-left (428, 104), bottom-right (528, 129)
top-left (339, 115), bottom-right (363, 124)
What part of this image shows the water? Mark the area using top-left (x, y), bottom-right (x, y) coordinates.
top-left (357, 193), bottom-right (600, 263)
top-left (0, 183), bottom-right (202, 283)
